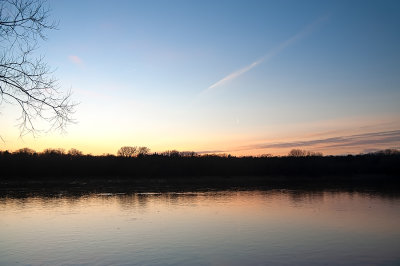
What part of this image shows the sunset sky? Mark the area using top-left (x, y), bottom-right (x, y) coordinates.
top-left (1, 0), bottom-right (400, 155)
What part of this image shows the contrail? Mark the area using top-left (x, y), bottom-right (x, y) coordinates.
top-left (202, 15), bottom-right (329, 94)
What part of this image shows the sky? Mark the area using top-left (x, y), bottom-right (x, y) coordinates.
top-left (1, 0), bottom-right (400, 155)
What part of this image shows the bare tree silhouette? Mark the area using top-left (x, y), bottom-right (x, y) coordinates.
top-left (117, 146), bottom-right (137, 157)
top-left (288, 149), bottom-right (308, 157)
top-left (137, 146), bottom-right (150, 156)
top-left (43, 147), bottom-right (64, 155)
top-left (15, 147), bottom-right (35, 154)
top-left (0, 0), bottom-right (75, 136)
top-left (288, 149), bottom-right (323, 157)
top-left (68, 148), bottom-right (83, 156)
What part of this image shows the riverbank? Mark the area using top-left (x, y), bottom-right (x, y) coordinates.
top-left (1, 152), bottom-right (399, 195)
top-left (1, 152), bottom-right (399, 177)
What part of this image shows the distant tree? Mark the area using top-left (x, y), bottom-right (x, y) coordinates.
top-left (179, 151), bottom-right (198, 157)
top-left (137, 146), bottom-right (150, 156)
top-left (0, 0), bottom-right (75, 135)
top-left (68, 148), bottom-right (83, 156)
top-left (15, 147), bottom-right (36, 154)
top-left (42, 148), bottom-right (64, 155)
top-left (288, 149), bottom-right (307, 157)
top-left (307, 151), bottom-right (323, 157)
top-left (161, 150), bottom-right (180, 157)
top-left (259, 153), bottom-right (273, 158)
top-left (117, 146), bottom-right (137, 157)
top-left (374, 149), bottom-right (400, 155)
top-left (288, 149), bottom-right (323, 157)
top-left (0, 149), bottom-right (10, 155)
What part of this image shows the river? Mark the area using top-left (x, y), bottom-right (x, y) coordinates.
top-left (1, 189), bottom-right (399, 265)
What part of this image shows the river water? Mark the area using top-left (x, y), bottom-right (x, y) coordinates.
top-left (1, 190), bottom-right (399, 265)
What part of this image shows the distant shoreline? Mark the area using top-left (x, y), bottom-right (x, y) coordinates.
top-left (1, 152), bottom-right (399, 193)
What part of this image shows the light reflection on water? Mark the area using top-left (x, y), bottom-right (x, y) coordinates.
top-left (1, 190), bottom-right (399, 265)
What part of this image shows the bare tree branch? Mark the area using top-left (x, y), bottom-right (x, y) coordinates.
top-left (0, 0), bottom-right (75, 136)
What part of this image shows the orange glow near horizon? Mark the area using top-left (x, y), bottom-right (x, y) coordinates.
top-left (1, 112), bottom-right (399, 156)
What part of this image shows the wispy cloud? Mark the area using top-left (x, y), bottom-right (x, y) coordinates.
top-left (196, 130), bottom-right (400, 155)
top-left (202, 15), bottom-right (329, 94)
top-left (68, 55), bottom-right (83, 65)
top-left (205, 59), bottom-right (264, 93)
top-left (239, 130), bottom-right (400, 151)
top-left (196, 149), bottom-right (226, 155)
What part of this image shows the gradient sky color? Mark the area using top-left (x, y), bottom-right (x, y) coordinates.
top-left (1, 0), bottom-right (400, 155)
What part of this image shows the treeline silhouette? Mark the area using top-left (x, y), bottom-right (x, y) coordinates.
top-left (1, 148), bottom-right (399, 181)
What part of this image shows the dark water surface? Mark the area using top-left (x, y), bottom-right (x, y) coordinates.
top-left (1, 189), bottom-right (399, 265)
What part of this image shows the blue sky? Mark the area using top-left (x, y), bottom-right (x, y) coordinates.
top-left (1, 0), bottom-right (400, 155)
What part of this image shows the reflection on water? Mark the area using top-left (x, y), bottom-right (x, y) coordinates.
top-left (1, 190), bottom-right (400, 265)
